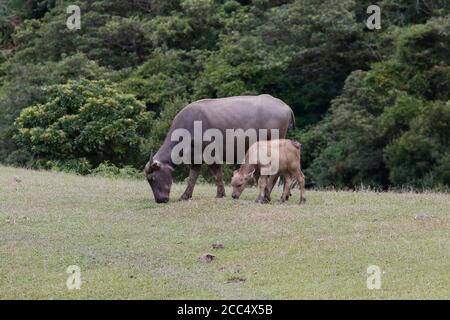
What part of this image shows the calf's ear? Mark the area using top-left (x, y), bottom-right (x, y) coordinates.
top-left (245, 169), bottom-right (255, 179)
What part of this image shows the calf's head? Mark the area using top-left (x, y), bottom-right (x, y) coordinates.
top-left (144, 159), bottom-right (173, 203)
top-left (231, 169), bottom-right (255, 199)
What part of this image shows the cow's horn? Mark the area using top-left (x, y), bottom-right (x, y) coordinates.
top-left (144, 161), bottom-right (151, 175)
top-left (151, 160), bottom-right (162, 169)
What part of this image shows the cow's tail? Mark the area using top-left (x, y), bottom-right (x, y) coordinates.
top-left (288, 108), bottom-right (296, 129)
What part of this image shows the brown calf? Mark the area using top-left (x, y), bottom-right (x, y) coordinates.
top-left (231, 139), bottom-right (306, 204)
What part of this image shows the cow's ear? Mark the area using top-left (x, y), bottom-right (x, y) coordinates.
top-left (151, 160), bottom-right (162, 170)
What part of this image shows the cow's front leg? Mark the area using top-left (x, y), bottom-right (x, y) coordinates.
top-left (179, 164), bottom-right (201, 201)
top-left (256, 176), bottom-right (270, 203)
top-left (209, 163), bottom-right (225, 198)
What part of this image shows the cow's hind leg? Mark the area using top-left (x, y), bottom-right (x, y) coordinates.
top-left (179, 164), bottom-right (201, 201)
top-left (294, 169), bottom-right (306, 204)
top-left (209, 163), bottom-right (225, 198)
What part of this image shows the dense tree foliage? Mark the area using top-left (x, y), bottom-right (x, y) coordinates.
top-left (0, 0), bottom-right (449, 189)
top-left (300, 16), bottom-right (450, 189)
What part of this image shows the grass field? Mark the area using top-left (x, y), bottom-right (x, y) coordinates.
top-left (0, 165), bottom-right (449, 299)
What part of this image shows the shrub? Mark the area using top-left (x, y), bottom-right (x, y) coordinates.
top-left (14, 79), bottom-right (154, 173)
top-left (91, 161), bottom-right (142, 179)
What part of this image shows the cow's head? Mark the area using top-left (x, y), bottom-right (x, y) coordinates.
top-left (144, 159), bottom-right (173, 203)
top-left (230, 169), bottom-right (255, 199)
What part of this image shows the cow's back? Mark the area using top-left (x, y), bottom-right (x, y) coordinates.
top-left (174, 94), bottom-right (293, 136)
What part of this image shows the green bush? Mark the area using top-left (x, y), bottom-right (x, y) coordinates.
top-left (33, 158), bottom-right (92, 175)
top-left (384, 100), bottom-right (450, 187)
top-left (14, 79), bottom-right (154, 172)
top-left (91, 161), bottom-right (142, 179)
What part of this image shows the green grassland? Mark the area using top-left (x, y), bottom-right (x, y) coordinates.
top-left (0, 166), bottom-right (449, 299)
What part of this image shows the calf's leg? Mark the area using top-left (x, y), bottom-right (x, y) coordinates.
top-left (209, 163), bottom-right (225, 198)
top-left (256, 176), bottom-right (270, 203)
top-left (265, 173), bottom-right (279, 202)
top-left (294, 169), bottom-right (306, 204)
top-left (179, 164), bottom-right (201, 201)
top-left (280, 175), bottom-right (293, 203)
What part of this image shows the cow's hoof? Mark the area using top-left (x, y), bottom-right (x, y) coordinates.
top-left (299, 197), bottom-right (306, 205)
top-left (216, 192), bottom-right (226, 198)
top-left (178, 195), bottom-right (192, 201)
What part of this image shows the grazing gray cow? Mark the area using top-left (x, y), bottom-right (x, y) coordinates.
top-left (144, 94), bottom-right (295, 203)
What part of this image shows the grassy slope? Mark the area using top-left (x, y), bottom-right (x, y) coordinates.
top-left (0, 166), bottom-right (449, 299)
